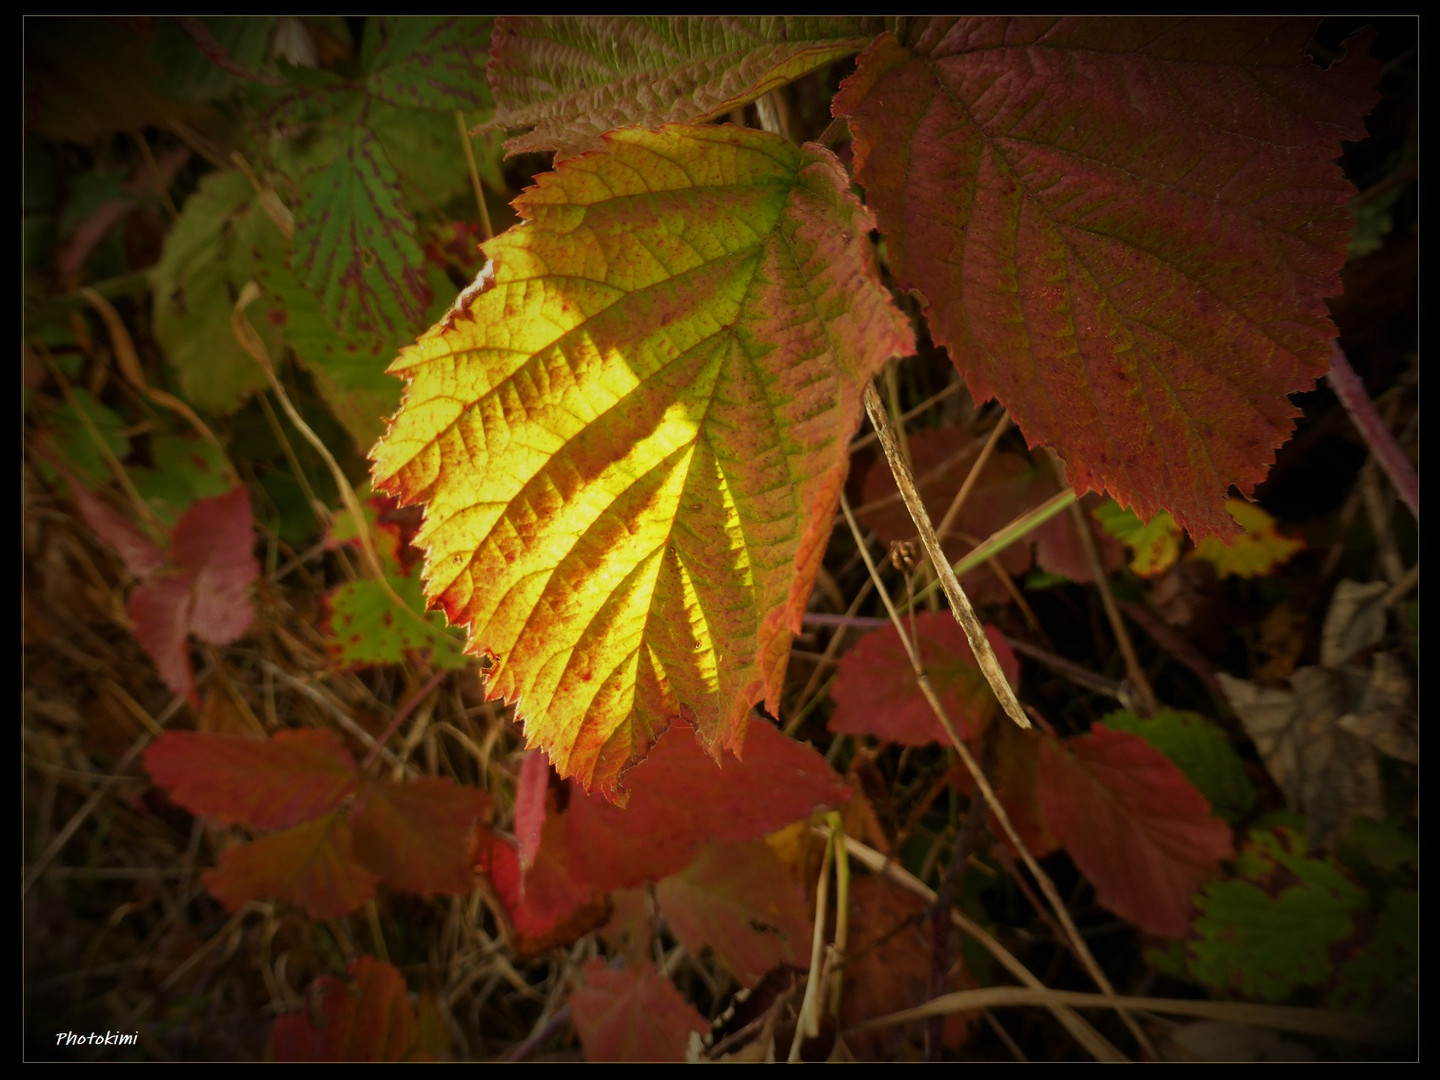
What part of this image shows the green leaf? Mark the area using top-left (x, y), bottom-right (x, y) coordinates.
top-left (38, 388), bottom-right (130, 486)
top-left (292, 126), bottom-right (432, 340)
top-left (131, 433), bottom-right (233, 527)
top-left (490, 16), bottom-right (885, 158)
top-left (1092, 500), bottom-right (1182, 577)
top-left (150, 169), bottom-right (284, 413)
top-left (152, 17), bottom-right (283, 103)
top-left (1187, 826), bottom-right (1367, 1000)
top-left (253, 194), bottom-right (442, 450)
top-left (1189, 499), bottom-right (1304, 579)
top-left (367, 104), bottom-right (505, 212)
top-left (364, 17), bottom-right (496, 114)
top-left (327, 577), bottom-right (467, 671)
top-left (1327, 887), bottom-right (1417, 1012)
top-left (372, 124), bottom-right (912, 798)
top-left (1100, 708), bottom-right (1256, 824)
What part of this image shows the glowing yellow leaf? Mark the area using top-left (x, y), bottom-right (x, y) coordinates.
top-left (372, 124), bottom-right (912, 798)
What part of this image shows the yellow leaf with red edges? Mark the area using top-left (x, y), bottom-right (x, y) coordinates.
top-left (372, 124), bottom-right (912, 799)
top-left (1189, 499), bottom-right (1304, 579)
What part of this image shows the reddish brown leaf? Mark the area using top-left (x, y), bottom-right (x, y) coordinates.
top-left (1037, 724), bottom-right (1233, 937)
top-left (116, 487), bottom-right (260, 703)
top-left (836, 19), bottom-right (1378, 538)
top-left (204, 815), bottom-right (379, 919)
top-left (71, 482), bottom-right (164, 577)
top-left (144, 729), bottom-right (358, 829)
top-left (561, 716), bottom-right (851, 895)
top-left (269, 956), bottom-right (427, 1062)
top-left (950, 721), bottom-right (1059, 859)
top-left (350, 777), bottom-right (490, 895)
top-left (127, 572), bottom-right (197, 704)
top-left (656, 838), bottom-right (812, 985)
top-left (515, 748), bottom-right (551, 874)
top-left (570, 960), bottom-right (708, 1062)
top-left (829, 611), bottom-right (1018, 745)
top-left (840, 875), bottom-right (976, 1060)
top-left (170, 486), bottom-right (259, 645)
top-left (474, 717), bottom-right (846, 955)
top-left (473, 828), bottom-right (612, 957)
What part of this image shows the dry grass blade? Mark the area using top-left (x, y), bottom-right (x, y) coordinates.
top-left (846, 986), bottom-right (1414, 1048)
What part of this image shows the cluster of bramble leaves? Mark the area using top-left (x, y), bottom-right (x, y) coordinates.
top-left (24, 16), bottom-right (1414, 1062)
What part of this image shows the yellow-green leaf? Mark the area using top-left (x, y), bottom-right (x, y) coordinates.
top-left (1092, 499), bottom-right (1183, 577)
top-left (1189, 499), bottom-right (1304, 579)
top-left (372, 124), bottom-right (911, 798)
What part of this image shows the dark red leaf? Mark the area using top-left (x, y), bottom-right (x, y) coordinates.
top-left (560, 717), bottom-right (851, 897)
top-left (1038, 724), bottom-right (1233, 937)
top-left (836, 19), bottom-right (1379, 538)
top-left (829, 611), bottom-right (1019, 745)
top-left (350, 777), bottom-right (490, 895)
top-left (269, 956), bottom-right (427, 1062)
top-left (655, 838), bottom-right (812, 986)
top-left (515, 748), bottom-right (551, 874)
top-left (204, 815), bottom-right (379, 919)
top-left (71, 482), bottom-right (165, 577)
top-left (570, 960), bottom-right (708, 1062)
top-left (144, 729), bottom-right (358, 829)
top-left (128, 572), bottom-right (196, 703)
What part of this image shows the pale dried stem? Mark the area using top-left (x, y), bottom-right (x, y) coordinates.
top-left (233, 284), bottom-right (382, 579)
top-left (790, 827), bottom-right (834, 1061)
top-left (232, 283), bottom-right (448, 671)
top-left (850, 381), bottom-right (966, 453)
top-left (862, 382), bottom-right (1030, 730)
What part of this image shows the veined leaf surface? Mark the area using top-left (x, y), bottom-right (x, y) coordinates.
top-left (490, 16), bottom-right (885, 158)
top-left (835, 18), bottom-right (1377, 538)
top-left (372, 124), bottom-right (911, 798)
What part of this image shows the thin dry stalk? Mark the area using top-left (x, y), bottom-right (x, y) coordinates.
top-left (861, 382), bottom-right (1030, 732)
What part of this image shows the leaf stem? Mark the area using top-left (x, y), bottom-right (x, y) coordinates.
top-left (848, 985), bottom-right (1412, 1046)
top-left (1328, 340), bottom-right (1417, 519)
top-left (456, 109), bottom-right (494, 243)
top-left (231, 283), bottom-right (442, 652)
